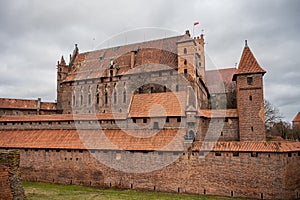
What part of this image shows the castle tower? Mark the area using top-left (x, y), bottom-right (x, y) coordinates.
top-left (232, 40), bottom-right (266, 141)
top-left (57, 56), bottom-right (68, 112)
top-left (177, 30), bottom-right (205, 81)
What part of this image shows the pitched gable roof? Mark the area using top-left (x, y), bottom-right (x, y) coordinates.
top-left (292, 112), bottom-right (300, 122)
top-left (205, 68), bottom-right (236, 94)
top-left (0, 98), bottom-right (57, 111)
top-left (64, 35), bottom-right (185, 82)
top-left (0, 129), bottom-right (185, 151)
top-left (129, 92), bottom-right (186, 118)
top-left (233, 42), bottom-right (266, 81)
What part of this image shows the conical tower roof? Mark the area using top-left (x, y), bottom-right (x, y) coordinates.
top-left (233, 40), bottom-right (266, 81)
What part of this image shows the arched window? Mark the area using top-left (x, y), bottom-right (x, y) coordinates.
top-left (96, 93), bottom-right (99, 104)
top-left (105, 92), bottom-right (108, 105)
top-left (80, 95), bottom-right (83, 105)
top-left (88, 93), bottom-right (91, 106)
top-left (114, 91), bottom-right (117, 104)
top-left (123, 90), bottom-right (126, 103)
top-left (72, 95), bottom-right (76, 106)
top-left (184, 59), bottom-right (187, 65)
top-left (184, 48), bottom-right (187, 54)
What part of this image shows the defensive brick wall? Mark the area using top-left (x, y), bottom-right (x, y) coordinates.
top-left (19, 148), bottom-right (300, 200)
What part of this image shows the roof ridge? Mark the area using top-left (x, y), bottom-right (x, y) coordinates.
top-left (78, 34), bottom-right (185, 55)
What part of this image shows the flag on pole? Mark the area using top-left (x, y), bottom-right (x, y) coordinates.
top-left (194, 21), bottom-right (199, 26)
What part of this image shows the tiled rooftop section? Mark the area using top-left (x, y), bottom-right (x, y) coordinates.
top-left (0, 113), bottom-right (127, 122)
top-left (129, 92), bottom-right (186, 118)
top-left (0, 129), bottom-right (185, 151)
top-left (0, 98), bottom-right (57, 110)
top-left (65, 35), bottom-right (184, 82)
top-left (193, 141), bottom-right (300, 152)
top-left (233, 46), bottom-right (266, 80)
top-left (0, 129), bottom-right (298, 152)
top-left (205, 68), bottom-right (236, 94)
top-left (292, 112), bottom-right (300, 122)
top-left (199, 109), bottom-right (238, 118)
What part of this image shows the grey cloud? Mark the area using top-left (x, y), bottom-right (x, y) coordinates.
top-left (0, 0), bottom-right (299, 121)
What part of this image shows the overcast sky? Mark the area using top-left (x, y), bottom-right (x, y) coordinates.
top-left (0, 0), bottom-right (299, 122)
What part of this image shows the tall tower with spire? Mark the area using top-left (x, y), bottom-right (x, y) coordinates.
top-left (233, 40), bottom-right (266, 141)
top-left (57, 56), bottom-right (68, 112)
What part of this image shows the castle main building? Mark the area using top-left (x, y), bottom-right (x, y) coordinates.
top-left (0, 30), bottom-right (299, 199)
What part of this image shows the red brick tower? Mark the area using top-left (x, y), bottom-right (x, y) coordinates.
top-left (56, 56), bottom-right (68, 112)
top-left (233, 41), bottom-right (266, 141)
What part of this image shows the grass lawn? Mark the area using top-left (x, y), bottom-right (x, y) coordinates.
top-left (23, 181), bottom-right (247, 200)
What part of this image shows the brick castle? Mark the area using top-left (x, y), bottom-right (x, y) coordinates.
top-left (0, 30), bottom-right (299, 199)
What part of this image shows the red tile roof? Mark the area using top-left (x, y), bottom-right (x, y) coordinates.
top-left (0, 129), bottom-right (298, 152)
top-left (0, 129), bottom-right (185, 151)
top-left (0, 113), bottom-right (127, 122)
top-left (292, 112), bottom-right (300, 122)
top-left (193, 141), bottom-right (300, 152)
top-left (0, 98), bottom-right (57, 110)
top-left (199, 109), bottom-right (238, 118)
top-left (205, 68), bottom-right (236, 94)
top-left (129, 92), bottom-right (186, 117)
top-left (64, 35), bottom-right (184, 82)
top-left (233, 46), bottom-right (266, 81)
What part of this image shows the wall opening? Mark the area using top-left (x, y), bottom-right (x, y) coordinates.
top-left (249, 95), bottom-right (252, 101)
top-left (109, 182), bottom-right (112, 187)
top-left (261, 193), bottom-right (264, 199)
top-left (231, 191), bottom-right (233, 197)
top-left (247, 77), bottom-right (253, 85)
top-left (251, 126), bottom-right (254, 132)
top-left (154, 186), bottom-right (156, 191)
top-left (177, 187), bottom-right (180, 193)
top-left (130, 184), bottom-right (133, 189)
top-left (204, 189), bottom-right (206, 194)
top-left (153, 122), bottom-right (159, 129)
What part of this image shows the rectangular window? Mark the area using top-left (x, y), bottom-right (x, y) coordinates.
top-left (132, 118), bottom-right (136, 123)
top-left (143, 118), bottom-right (147, 123)
top-left (247, 77), bottom-right (253, 85)
top-left (153, 122), bottom-right (159, 129)
top-left (177, 117), bottom-right (181, 122)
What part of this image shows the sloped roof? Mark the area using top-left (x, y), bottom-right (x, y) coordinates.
top-left (0, 113), bottom-right (127, 122)
top-left (199, 109), bottom-right (238, 118)
top-left (205, 68), bottom-right (236, 94)
top-left (0, 129), bottom-right (185, 151)
top-left (233, 45), bottom-right (266, 81)
top-left (0, 98), bottom-right (57, 110)
top-left (292, 112), bottom-right (300, 122)
top-left (193, 141), bottom-right (300, 152)
top-left (129, 92), bottom-right (186, 118)
top-left (64, 35), bottom-right (184, 82)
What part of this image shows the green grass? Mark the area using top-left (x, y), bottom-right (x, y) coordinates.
top-left (23, 181), bottom-right (246, 200)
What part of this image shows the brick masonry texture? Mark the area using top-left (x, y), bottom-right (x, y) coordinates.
top-left (0, 150), bottom-right (25, 200)
top-left (19, 149), bottom-right (300, 200)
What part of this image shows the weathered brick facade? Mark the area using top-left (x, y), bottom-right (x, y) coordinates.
top-left (0, 31), bottom-right (299, 199)
top-left (0, 150), bottom-right (26, 200)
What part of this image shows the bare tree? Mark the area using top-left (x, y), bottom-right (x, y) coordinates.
top-left (264, 99), bottom-right (282, 130)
